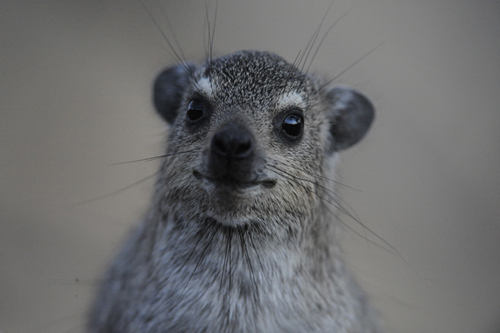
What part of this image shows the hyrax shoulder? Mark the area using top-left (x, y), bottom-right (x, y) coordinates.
top-left (89, 50), bottom-right (379, 333)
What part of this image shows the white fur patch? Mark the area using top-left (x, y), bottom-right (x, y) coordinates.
top-left (276, 91), bottom-right (305, 109)
top-left (195, 77), bottom-right (215, 98)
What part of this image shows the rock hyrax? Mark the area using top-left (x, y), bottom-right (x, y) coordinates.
top-left (89, 50), bottom-right (379, 332)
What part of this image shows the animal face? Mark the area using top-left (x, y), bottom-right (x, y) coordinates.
top-left (153, 50), bottom-right (373, 230)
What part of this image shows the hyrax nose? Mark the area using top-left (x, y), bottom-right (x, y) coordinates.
top-left (211, 122), bottom-right (254, 160)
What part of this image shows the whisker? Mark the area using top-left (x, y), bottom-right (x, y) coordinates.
top-left (67, 171), bottom-right (159, 206)
top-left (176, 226), bottom-right (208, 281)
top-left (266, 162), bottom-right (361, 222)
top-left (298, 22), bottom-right (321, 73)
top-left (267, 156), bottom-right (360, 191)
top-left (301, 0), bottom-right (336, 73)
top-left (204, 0), bottom-right (213, 65)
top-left (266, 164), bottom-right (354, 220)
top-left (180, 220), bottom-right (218, 297)
top-left (68, 149), bottom-right (199, 206)
top-left (306, 6), bottom-right (352, 74)
top-left (139, 0), bottom-right (194, 77)
top-left (226, 227), bottom-right (234, 292)
top-left (238, 226), bottom-right (258, 301)
top-left (319, 41), bottom-right (385, 91)
top-left (108, 150), bottom-right (198, 165)
top-left (156, 1), bottom-right (188, 63)
top-left (247, 226), bottom-right (265, 273)
top-left (292, 49), bottom-right (303, 68)
top-left (266, 164), bottom-right (400, 255)
top-left (211, 0), bottom-right (219, 64)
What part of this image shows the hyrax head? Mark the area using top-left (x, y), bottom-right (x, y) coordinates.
top-left (153, 51), bottom-right (374, 229)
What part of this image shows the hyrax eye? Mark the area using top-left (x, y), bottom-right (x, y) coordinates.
top-left (281, 114), bottom-right (303, 138)
top-left (186, 99), bottom-right (205, 122)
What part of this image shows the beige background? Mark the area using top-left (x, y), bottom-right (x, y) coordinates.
top-left (1, 0), bottom-right (499, 332)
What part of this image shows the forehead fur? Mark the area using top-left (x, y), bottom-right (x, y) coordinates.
top-left (276, 91), bottom-right (306, 110)
top-left (194, 77), bottom-right (215, 99)
top-left (197, 51), bottom-right (313, 108)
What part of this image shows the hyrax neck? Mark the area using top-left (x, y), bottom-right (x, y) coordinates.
top-left (143, 204), bottom-right (347, 329)
top-left (152, 202), bottom-right (339, 274)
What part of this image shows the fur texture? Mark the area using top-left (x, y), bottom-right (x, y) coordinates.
top-left (89, 51), bottom-right (379, 332)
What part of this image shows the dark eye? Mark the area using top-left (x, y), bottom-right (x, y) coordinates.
top-left (281, 114), bottom-right (303, 138)
top-left (187, 99), bottom-right (205, 122)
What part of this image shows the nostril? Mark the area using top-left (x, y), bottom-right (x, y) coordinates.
top-left (211, 123), bottom-right (254, 160)
top-left (213, 132), bottom-right (228, 156)
top-left (234, 138), bottom-right (252, 158)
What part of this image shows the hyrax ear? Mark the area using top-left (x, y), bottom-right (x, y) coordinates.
top-left (325, 86), bottom-right (375, 152)
top-left (153, 63), bottom-right (196, 124)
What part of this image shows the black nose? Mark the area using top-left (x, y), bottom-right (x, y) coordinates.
top-left (211, 122), bottom-right (253, 160)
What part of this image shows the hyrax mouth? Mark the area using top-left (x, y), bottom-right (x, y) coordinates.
top-left (193, 121), bottom-right (276, 192)
top-left (192, 169), bottom-right (276, 190)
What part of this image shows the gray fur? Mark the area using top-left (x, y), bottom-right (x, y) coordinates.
top-left (89, 51), bottom-right (379, 332)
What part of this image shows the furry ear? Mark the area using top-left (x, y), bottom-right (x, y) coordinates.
top-left (325, 86), bottom-right (375, 152)
top-left (153, 63), bottom-right (196, 124)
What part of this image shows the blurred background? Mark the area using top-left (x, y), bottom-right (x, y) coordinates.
top-left (1, 0), bottom-right (499, 332)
